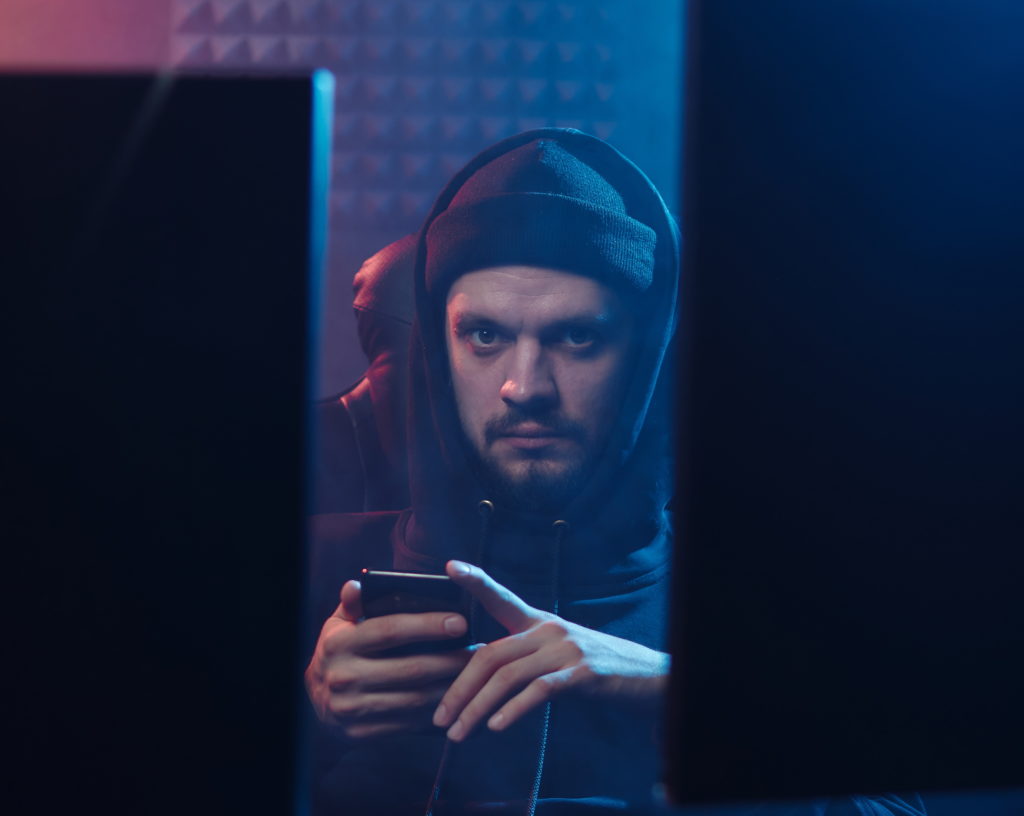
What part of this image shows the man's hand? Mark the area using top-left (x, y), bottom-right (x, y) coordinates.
top-left (305, 579), bottom-right (473, 739)
top-left (433, 560), bottom-right (669, 742)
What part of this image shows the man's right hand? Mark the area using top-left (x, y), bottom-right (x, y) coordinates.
top-left (305, 579), bottom-right (473, 739)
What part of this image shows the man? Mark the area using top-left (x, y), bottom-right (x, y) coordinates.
top-left (304, 128), bottom-right (679, 814)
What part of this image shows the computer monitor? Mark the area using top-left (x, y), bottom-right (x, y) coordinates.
top-left (668, 2), bottom-right (1024, 805)
top-left (2, 70), bottom-right (332, 814)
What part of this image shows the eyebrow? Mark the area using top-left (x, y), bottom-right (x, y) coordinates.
top-left (449, 310), bottom-right (624, 334)
top-left (546, 314), bottom-right (620, 330)
top-left (449, 311), bottom-right (506, 333)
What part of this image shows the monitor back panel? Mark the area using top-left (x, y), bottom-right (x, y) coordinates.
top-left (1, 72), bottom-right (330, 814)
top-left (668, 2), bottom-right (1024, 804)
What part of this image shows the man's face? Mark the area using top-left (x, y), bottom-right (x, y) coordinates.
top-left (445, 265), bottom-right (634, 511)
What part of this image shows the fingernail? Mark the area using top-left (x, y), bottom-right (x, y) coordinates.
top-left (449, 560), bottom-right (471, 576)
top-left (443, 615), bottom-right (465, 636)
top-left (433, 703), bottom-right (448, 727)
top-left (488, 712), bottom-right (505, 731)
top-left (447, 719), bottom-right (465, 742)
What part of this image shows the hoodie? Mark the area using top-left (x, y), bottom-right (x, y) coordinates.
top-left (308, 129), bottom-right (680, 815)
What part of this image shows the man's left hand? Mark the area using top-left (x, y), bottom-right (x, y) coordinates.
top-left (432, 560), bottom-right (669, 742)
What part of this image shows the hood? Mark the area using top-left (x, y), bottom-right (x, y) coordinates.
top-left (398, 129), bottom-right (680, 598)
top-left (349, 234), bottom-right (416, 475)
top-left (351, 232), bottom-right (416, 364)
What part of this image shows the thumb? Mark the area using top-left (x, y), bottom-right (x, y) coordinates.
top-left (333, 579), bottom-right (363, 622)
top-left (446, 560), bottom-right (537, 634)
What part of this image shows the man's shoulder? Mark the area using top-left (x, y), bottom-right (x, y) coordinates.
top-left (306, 511), bottom-right (407, 628)
top-left (309, 510), bottom-right (404, 571)
top-left (309, 510), bottom-right (402, 542)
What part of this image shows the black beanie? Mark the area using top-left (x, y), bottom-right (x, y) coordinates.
top-left (424, 137), bottom-right (657, 298)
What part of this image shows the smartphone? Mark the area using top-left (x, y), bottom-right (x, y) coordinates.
top-left (359, 569), bottom-right (470, 652)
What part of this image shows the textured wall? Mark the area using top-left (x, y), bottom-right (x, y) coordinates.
top-left (0, 1), bottom-right (681, 396)
top-left (171, 0), bottom-right (682, 395)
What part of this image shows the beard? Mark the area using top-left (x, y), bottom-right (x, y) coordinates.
top-left (470, 407), bottom-right (593, 514)
top-left (478, 453), bottom-right (589, 514)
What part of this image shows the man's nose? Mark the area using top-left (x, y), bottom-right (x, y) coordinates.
top-left (499, 341), bottom-right (557, 409)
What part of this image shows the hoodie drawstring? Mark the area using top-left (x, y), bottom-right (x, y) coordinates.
top-left (548, 519), bottom-right (568, 617)
top-left (425, 507), bottom-right (570, 816)
top-left (525, 518), bottom-right (569, 816)
top-left (473, 500), bottom-right (495, 642)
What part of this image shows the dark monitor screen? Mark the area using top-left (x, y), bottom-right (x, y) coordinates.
top-left (2, 71), bottom-right (332, 814)
top-left (668, 2), bottom-right (1024, 805)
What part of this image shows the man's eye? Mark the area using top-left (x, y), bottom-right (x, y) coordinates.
top-left (563, 327), bottom-right (596, 347)
top-left (470, 328), bottom-right (498, 346)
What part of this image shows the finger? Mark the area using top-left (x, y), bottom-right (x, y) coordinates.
top-left (446, 560), bottom-right (537, 633)
top-left (344, 720), bottom-right (427, 740)
top-left (443, 649), bottom-right (566, 742)
top-left (433, 635), bottom-right (539, 729)
top-left (336, 580), bottom-right (362, 622)
top-left (350, 612), bottom-right (468, 654)
top-left (486, 668), bottom-right (576, 734)
top-left (336, 650), bottom-right (474, 692)
top-left (344, 713), bottom-right (443, 740)
top-left (327, 682), bottom-right (451, 724)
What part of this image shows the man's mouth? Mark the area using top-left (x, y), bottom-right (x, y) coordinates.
top-left (494, 425), bottom-right (569, 449)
